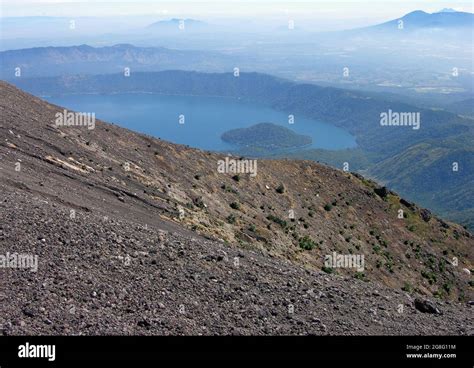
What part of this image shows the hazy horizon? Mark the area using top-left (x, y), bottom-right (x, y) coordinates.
top-left (1, 0), bottom-right (473, 32)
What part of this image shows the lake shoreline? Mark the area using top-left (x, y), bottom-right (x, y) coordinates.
top-left (46, 92), bottom-right (358, 152)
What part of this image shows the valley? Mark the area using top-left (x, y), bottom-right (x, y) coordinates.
top-left (9, 70), bottom-right (473, 230)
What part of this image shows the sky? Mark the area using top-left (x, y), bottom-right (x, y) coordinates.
top-left (1, 0), bottom-right (473, 32)
top-left (2, 1), bottom-right (472, 18)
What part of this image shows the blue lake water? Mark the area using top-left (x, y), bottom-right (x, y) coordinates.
top-left (46, 93), bottom-right (357, 152)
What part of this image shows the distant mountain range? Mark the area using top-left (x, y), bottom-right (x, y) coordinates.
top-left (362, 9), bottom-right (474, 32)
top-left (437, 8), bottom-right (459, 13)
top-left (145, 12), bottom-right (474, 34)
top-left (147, 18), bottom-right (208, 31)
top-left (0, 44), bottom-right (234, 78)
top-left (7, 70), bottom-right (473, 229)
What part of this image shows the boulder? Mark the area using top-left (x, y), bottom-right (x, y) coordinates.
top-left (414, 298), bottom-right (442, 314)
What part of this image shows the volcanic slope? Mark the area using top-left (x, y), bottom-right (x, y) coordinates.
top-left (0, 81), bottom-right (472, 335)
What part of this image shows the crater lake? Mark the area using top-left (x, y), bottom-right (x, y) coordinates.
top-left (46, 93), bottom-right (357, 152)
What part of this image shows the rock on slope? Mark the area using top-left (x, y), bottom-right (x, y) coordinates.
top-left (0, 81), bottom-right (472, 335)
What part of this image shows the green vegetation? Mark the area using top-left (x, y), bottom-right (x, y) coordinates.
top-left (298, 235), bottom-right (317, 250)
top-left (226, 214), bottom-right (236, 224)
top-left (421, 269), bottom-right (437, 285)
top-left (266, 214), bottom-right (287, 228)
top-left (442, 282), bottom-right (452, 294)
top-left (221, 123), bottom-right (312, 150)
top-left (229, 202), bottom-right (240, 210)
top-left (401, 282), bottom-right (413, 293)
top-left (322, 266), bottom-right (334, 274)
top-left (221, 184), bottom-right (238, 194)
top-left (354, 272), bottom-right (368, 281)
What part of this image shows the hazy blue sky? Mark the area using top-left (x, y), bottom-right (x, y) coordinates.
top-left (1, 1), bottom-right (473, 31)
top-left (2, 1), bottom-right (473, 18)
